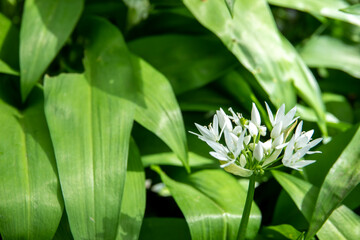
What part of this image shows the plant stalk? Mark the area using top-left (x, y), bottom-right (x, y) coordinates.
top-left (237, 174), bottom-right (256, 240)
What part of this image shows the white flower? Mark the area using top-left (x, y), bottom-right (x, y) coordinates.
top-left (265, 102), bottom-right (298, 132)
top-left (190, 102), bottom-right (322, 176)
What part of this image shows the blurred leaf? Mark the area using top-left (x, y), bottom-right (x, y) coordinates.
top-left (123, 0), bottom-right (150, 28)
top-left (117, 139), bottom-right (146, 240)
top-left (272, 171), bottom-right (360, 240)
top-left (300, 36), bottom-right (360, 78)
top-left (20, 0), bottom-right (83, 101)
top-left (178, 87), bottom-right (232, 112)
top-left (261, 224), bottom-right (302, 240)
top-left (142, 152), bottom-right (217, 168)
top-left (133, 55), bottom-right (190, 171)
top-left (0, 87), bottom-right (63, 239)
top-left (323, 93), bottom-right (353, 123)
top-left (152, 167), bottom-right (261, 239)
top-left (268, 0), bottom-right (360, 26)
top-left (340, 4), bottom-right (360, 15)
top-left (139, 218), bottom-right (191, 240)
top-left (183, 0), bottom-right (327, 135)
top-left (0, 13), bottom-right (19, 75)
top-left (129, 35), bottom-right (237, 94)
top-left (306, 125), bottom-right (360, 239)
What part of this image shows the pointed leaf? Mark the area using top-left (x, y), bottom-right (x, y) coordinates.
top-left (307, 125), bottom-right (360, 239)
top-left (268, 0), bottom-right (360, 26)
top-left (132, 55), bottom-right (190, 171)
top-left (152, 167), bottom-right (261, 239)
top-left (300, 36), bottom-right (360, 79)
top-left (20, 0), bottom-right (83, 101)
top-left (272, 171), bottom-right (360, 240)
top-left (183, 0), bottom-right (327, 135)
top-left (117, 139), bottom-right (146, 240)
top-left (0, 87), bottom-right (63, 239)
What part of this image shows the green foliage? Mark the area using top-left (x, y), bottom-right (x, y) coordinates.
top-left (0, 0), bottom-right (359, 239)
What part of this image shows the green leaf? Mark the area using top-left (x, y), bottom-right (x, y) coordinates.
top-left (152, 167), bottom-right (261, 240)
top-left (340, 4), bottom-right (360, 15)
top-left (129, 35), bottom-right (237, 94)
top-left (183, 0), bottom-right (327, 135)
top-left (20, 0), bottom-right (84, 101)
top-left (272, 171), bottom-right (360, 240)
top-left (0, 87), bottom-right (63, 239)
top-left (307, 125), bottom-right (360, 239)
top-left (0, 13), bottom-right (19, 75)
top-left (300, 36), bottom-right (360, 78)
top-left (139, 218), bottom-right (191, 240)
top-left (52, 213), bottom-right (74, 240)
top-left (122, 0), bottom-right (150, 28)
top-left (262, 224), bottom-right (303, 240)
top-left (268, 0), bottom-right (360, 26)
top-left (117, 139), bottom-right (146, 240)
top-left (142, 152), bottom-right (217, 168)
top-left (132, 55), bottom-right (190, 172)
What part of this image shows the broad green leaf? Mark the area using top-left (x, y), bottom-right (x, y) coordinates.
top-left (272, 171), bottom-right (360, 240)
top-left (44, 17), bottom-right (137, 240)
top-left (268, 0), bottom-right (360, 26)
top-left (44, 72), bottom-right (134, 239)
top-left (132, 55), bottom-right (190, 171)
top-left (0, 13), bottom-right (19, 75)
top-left (142, 152), bottom-right (217, 168)
top-left (20, 0), bottom-right (83, 101)
top-left (117, 139), bottom-right (146, 240)
top-left (129, 35), bottom-right (237, 94)
top-left (139, 218), bottom-right (191, 240)
top-left (152, 167), bottom-right (261, 240)
top-left (307, 125), bottom-right (360, 239)
top-left (340, 4), bottom-right (360, 15)
top-left (183, 0), bottom-right (327, 135)
top-left (0, 87), bottom-right (63, 239)
top-left (261, 224), bottom-right (302, 240)
top-left (300, 36), bottom-right (360, 78)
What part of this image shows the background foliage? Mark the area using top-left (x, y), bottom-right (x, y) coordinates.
top-left (0, 0), bottom-right (360, 239)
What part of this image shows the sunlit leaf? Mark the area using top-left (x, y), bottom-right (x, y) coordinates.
top-left (122, 0), bottom-right (150, 28)
top-left (307, 125), bottom-right (360, 239)
top-left (20, 0), bottom-right (83, 101)
top-left (261, 224), bottom-right (303, 240)
top-left (0, 86), bottom-right (63, 239)
top-left (300, 36), bottom-right (360, 78)
top-left (183, 0), bottom-right (327, 135)
top-left (272, 171), bottom-right (360, 240)
top-left (142, 152), bottom-right (216, 168)
top-left (117, 139), bottom-right (146, 240)
top-left (268, 0), bottom-right (360, 26)
top-left (133, 55), bottom-right (190, 171)
top-left (152, 166), bottom-right (261, 239)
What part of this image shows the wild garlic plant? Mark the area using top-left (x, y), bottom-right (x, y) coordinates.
top-left (190, 102), bottom-right (322, 240)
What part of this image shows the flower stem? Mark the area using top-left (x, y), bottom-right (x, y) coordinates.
top-left (237, 174), bottom-right (256, 240)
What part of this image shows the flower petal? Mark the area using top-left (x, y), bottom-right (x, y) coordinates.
top-left (251, 103), bottom-right (261, 126)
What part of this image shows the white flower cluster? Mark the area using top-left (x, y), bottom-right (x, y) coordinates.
top-left (190, 103), bottom-right (322, 177)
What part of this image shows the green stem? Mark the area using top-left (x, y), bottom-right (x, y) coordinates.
top-left (237, 174), bottom-right (256, 240)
